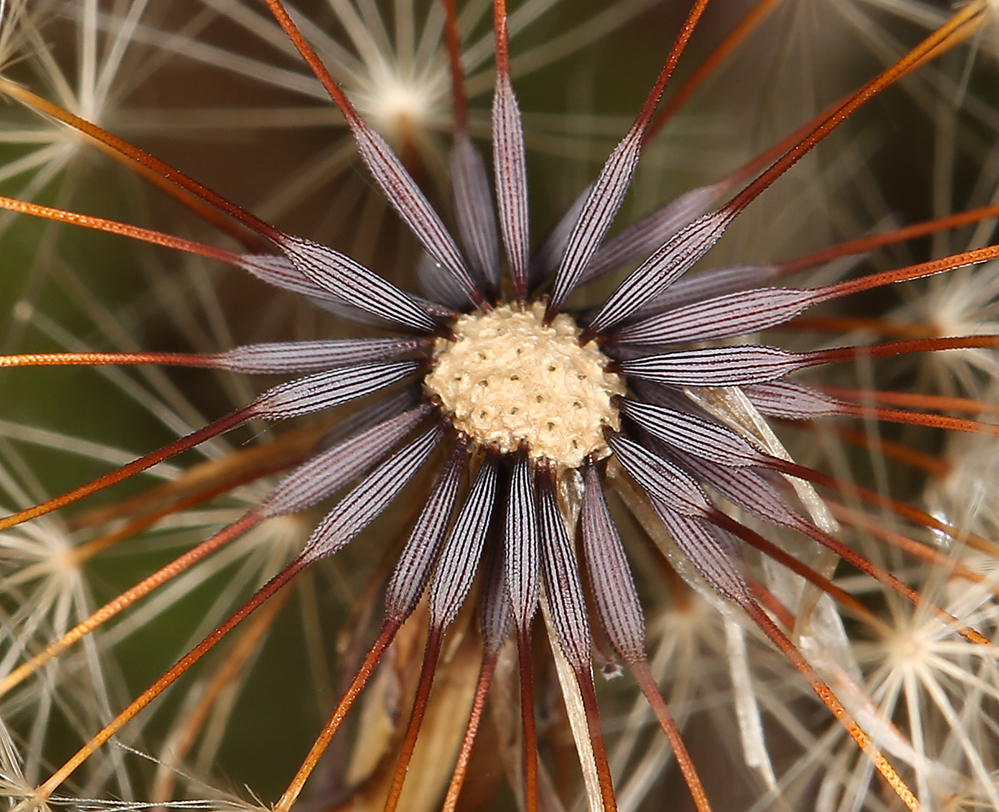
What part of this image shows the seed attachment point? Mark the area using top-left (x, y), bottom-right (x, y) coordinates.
top-left (425, 302), bottom-right (624, 468)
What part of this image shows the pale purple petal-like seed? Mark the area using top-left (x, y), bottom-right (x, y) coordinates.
top-left (669, 450), bottom-right (805, 531)
top-left (346, 120), bottom-right (483, 306)
top-left (530, 183), bottom-right (590, 286)
top-left (582, 182), bottom-right (728, 285)
top-left (277, 234), bottom-right (446, 333)
top-left (613, 286), bottom-right (827, 346)
top-left (238, 254), bottom-right (412, 329)
top-left (492, 66), bottom-right (530, 302)
top-left (252, 360), bottom-right (425, 420)
top-left (214, 337), bottom-right (430, 374)
top-left (651, 502), bottom-right (755, 609)
top-left (537, 463), bottom-right (591, 669)
top-left (504, 446), bottom-right (540, 627)
top-left (298, 420), bottom-right (446, 564)
top-left (238, 253), bottom-right (340, 301)
top-left (384, 438), bottom-right (470, 623)
top-left (742, 381), bottom-right (847, 419)
top-left (430, 451), bottom-right (500, 629)
top-left (619, 345), bottom-right (809, 387)
top-left (546, 124), bottom-right (643, 317)
top-left (314, 386), bottom-right (421, 451)
top-left (480, 540), bottom-right (513, 655)
top-left (451, 133), bottom-right (501, 293)
top-left (260, 404), bottom-right (432, 518)
top-left (633, 264), bottom-right (780, 318)
top-left (586, 209), bottom-right (733, 336)
top-left (607, 432), bottom-right (712, 518)
top-left (581, 462), bottom-right (645, 665)
top-left (620, 399), bottom-right (766, 467)
top-left (418, 252), bottom-right (473, 310)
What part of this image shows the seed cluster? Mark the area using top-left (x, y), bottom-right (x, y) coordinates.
top-left (424, 302), bottom-right (625, 468)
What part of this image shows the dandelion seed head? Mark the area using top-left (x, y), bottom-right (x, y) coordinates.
top-left (353, 64), bottom-right (445, 147)
top-left (880, 618), bottom-right (939, 673)
top-left (256, 514), bottom-right (310, 556)
top-left (424, 301), bottom-right (624, 467)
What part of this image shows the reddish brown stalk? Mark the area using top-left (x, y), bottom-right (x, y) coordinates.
top-left (826, 425), bottom-right (950, 478)
top-left (261, 0), bottom-right (360, 129)
top-left (808, 335), bottom-right (999, 367)
top-left (0, 195), bottom-right (248, 266)
top-left (779, 204), bottom-right (999, 275)
top-left (517, 625), bottom-right (539, 812)
top-left (0, 407), bottom-right (253, 532)
top-left (731, 520), bottom-right (886, 632)
top-left (493, 0), bottom-right (512, 82)
top-left (630, 659), bottom-right (713, 812)
top-left (0, 351), bottom-right (220, 368)
top-left (833, 402), bottom-right (999, 437)
top-left (749, 580), bottom-right (796, 630)
top-left (151, 589), bottom-right (291, 804)
top-left (821, 387), bottom-right (999, 416)
top-left (441, 0), bottom-right (469, 134)
top-left (441, 653), bottom-right (499, 812)
top-left (0, 511), bottom-right (263, 699)
top-left (741, 602), bottom-right (920, 812)
top-left (0, 78), bottom-right (281, 242)
top-left (93, 143), bottom-right (270, 253)
top-left (631, 0), bottom-right (714, 133)
top-left (723, 0), bottom-right (985, 219)
top-left (646, 0), bottom-right (786, 140)
top-left (1, 83), bottom-right (268, 252)
top-left (713, 512), bottom-right (988, 644)
top-left (819, 243), bottom-right (999, 298)
top-left (767, 458), bottom-right (999, 558)
top-left (72, 447), bottom-right (309, 563)
top-left (33, 556), bottom-right (307, 800)
top-left (382, 627), bottom-right (444, 812)
top-left (573, 667), bottom-right (618, 812)
top-left (783, 317), bottom-right (935, 339)
top-left (718, 111), bottom-right (828, 190)
top-left (75, 423), bottom-right (326, 528)
top-left (828, 502), bottom-right (992, 590)
top-left (273, 621), bottom-right (401, 812)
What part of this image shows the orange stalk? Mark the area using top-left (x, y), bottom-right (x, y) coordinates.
top-left (0, 512), bottom-right (263, 700)
top-left (574, 666), bottom-right (618, 812)
top-left (0, 407), bottom-right (252, 532)
top-left (0, 195), bottom-right (247, 266)
top-left (768, 459), bottom-right (999, 558)
top-left (723, 0), bottom-right (986, 218)
top-left (821, 387), bottom-right (999, 416)
top-left (33, 556), bottom-right (306, 800)
top-left (647, 0), bottom-right (787, 140)
top-left (779, 204), bottom-right (999, 275)
top-left (441, 652), bottom-right (499, 812)
top-left (630, 659), bottom-right (713, 812)
top-left (743, 602), bottom-right (920, 811)
top-left (0, 78), bottom-right (281, 242)
top-left (441, 0), bottom-right (469, 134)
top-left (517, 626), bottom-right (539, 812)
top-left (151, 589), bottom-right (292, 804)
top-left (272, 620), bottom-right (401, 812)
top-left (826, 425), bottom-right (950, 478)
top-left (719, 516), bottom-right (886, 633)
top-left (0, 351), bottom-right (220, 368)
top-left (828, 502), bottom-right (992, 590)
top-left (382, 627), bottom-right (444, 812)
